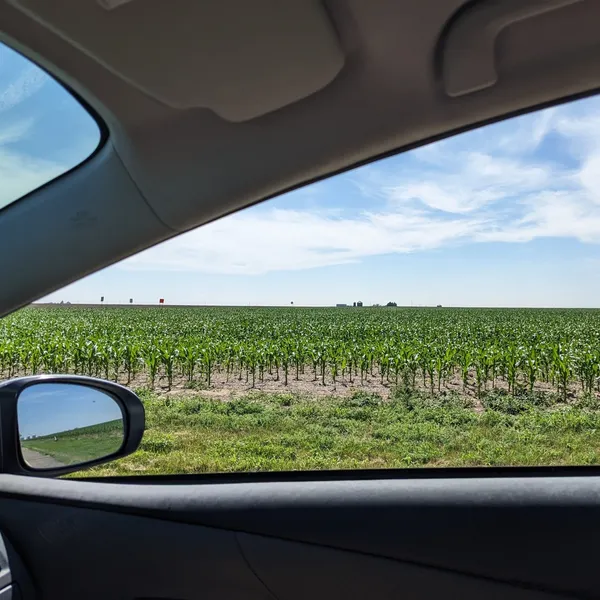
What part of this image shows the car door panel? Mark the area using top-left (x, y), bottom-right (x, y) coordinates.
top-left (0, 495), bottom-right (272, 600)
top-left (0, 474), bottom-right (597, 599)
top-left (238, 533), bottom-right (571, 600)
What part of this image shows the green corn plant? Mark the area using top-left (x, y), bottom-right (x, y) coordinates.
top-left (142, 345), bottom-right (161, 388)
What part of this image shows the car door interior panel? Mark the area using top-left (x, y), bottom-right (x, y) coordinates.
top-left (0, 474), bottom-right (597, 599)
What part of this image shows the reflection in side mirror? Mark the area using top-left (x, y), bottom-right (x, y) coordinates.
top-left (17, 383), bottom-right (125, 470)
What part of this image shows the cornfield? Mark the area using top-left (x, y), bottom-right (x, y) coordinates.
top-left (4, 305), bottom-right (600, 400)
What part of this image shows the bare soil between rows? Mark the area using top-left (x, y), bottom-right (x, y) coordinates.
top-left (97, 368), bottom-right (588, 403)
top-left (7, 365), bottom-right (588, 403)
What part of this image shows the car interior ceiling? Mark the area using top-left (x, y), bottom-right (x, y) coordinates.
top-left (1, 1), bottom-right (600, 599)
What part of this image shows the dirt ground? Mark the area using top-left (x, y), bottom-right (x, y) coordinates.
top-left (7, 364), bottom-right (582, 402)
top-left (106, 366), bottom-right (582, 403)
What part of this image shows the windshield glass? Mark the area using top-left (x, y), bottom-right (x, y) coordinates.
top-left (0, 42), bottom-right (100, 210)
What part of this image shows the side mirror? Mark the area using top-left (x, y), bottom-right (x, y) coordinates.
top-left (0, 376), bottom-right (145, 477)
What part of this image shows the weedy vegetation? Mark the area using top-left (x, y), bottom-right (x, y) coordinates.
top-left (87, 389), bottom-right (600, 476)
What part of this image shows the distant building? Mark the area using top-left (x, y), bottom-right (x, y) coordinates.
top-left (336, 303), bottom-right (348, 307)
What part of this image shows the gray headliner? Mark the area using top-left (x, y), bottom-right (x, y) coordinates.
top-left (9, 0), bottom-right (346, 120)
top-left (0, 0), bottom-right (599, 313)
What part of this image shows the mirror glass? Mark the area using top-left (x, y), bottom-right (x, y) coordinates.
top-left (17, 383), bottom-right (124, 469)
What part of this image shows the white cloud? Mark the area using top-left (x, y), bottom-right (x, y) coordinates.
top-left (477, 190), bottom-right (600, 245)
top-left (382, 151), bottom-right (553, 214)
top-left (0, 105), bottom-right (63, 211)
top-left (555, 114), bottom-right (600, 152)
top-left (0, 148), bottom-right (64, 209)
top-left (121, 95), bottom-right (600, 276)
top-left (0, 57), bottom-right (63, 209)
top-left (0, 118), bottom-right (34, 145)
top-left (578, 153), bottom-right (600, 203)
top-left (496, 107), bottom-right (556, 154)
top-left (0, 65), bottom-right (47, 113)
top-left (122, 208), bottom-right (481, 275)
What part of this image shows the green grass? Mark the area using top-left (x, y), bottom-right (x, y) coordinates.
top-left (22, 419), bottom-right (123, 465)
top-left (84, 390), bottom-right (600, 476)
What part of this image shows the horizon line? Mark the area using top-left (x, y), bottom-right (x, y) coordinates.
top-left (30, 302), bottom-right (600, 310)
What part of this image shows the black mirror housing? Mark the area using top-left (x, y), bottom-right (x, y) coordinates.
top-left (0, 375), bottom-right (145, 477)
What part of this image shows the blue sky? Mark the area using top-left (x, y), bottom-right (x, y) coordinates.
top-left (4, 42), bottom-right (600, 307)
top-left (0, 43), bottom-right (99, 209)
top-left (17, 383), bottom-right (123, 438)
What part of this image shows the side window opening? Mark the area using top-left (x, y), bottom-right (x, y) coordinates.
top-left (11, 93), bottom-right (600, 475)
